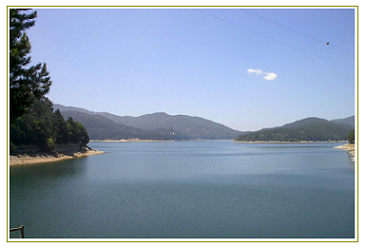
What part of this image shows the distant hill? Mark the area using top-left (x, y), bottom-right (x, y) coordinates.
top-left (55, 104), bottom-right (242, 140)
top-left (235, 117), bottom-right (354, 142)
top-left (60, 111), bottom-right (189, 141)
top-left (98, 112), bottom-right (242, 140)
top-left (331, 116), bottom-right (355, 128)
top-left (53, 104), bottom-right (95, 115)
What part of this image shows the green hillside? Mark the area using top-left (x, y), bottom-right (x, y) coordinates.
top-left (235, 117), bottom-right (353, 142)
top-left (331, 116), bottom-right (355, 128)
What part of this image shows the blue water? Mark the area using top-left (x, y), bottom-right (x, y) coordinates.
top-left (9, 141), bottom-right (355, 239)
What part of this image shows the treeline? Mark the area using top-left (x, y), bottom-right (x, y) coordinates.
top-left (10, 99), bottom-right (89, 152)
top-left (235, 118), bottom-right (352, 142)
top-left (235, 127), bottom-right (348, 142)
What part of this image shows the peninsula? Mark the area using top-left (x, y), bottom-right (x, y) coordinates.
top-left (9, 146), bottom-right (104, 166)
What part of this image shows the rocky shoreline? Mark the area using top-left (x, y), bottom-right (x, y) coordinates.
top-left (334, 143), bottom-right (355, 161)
top-left (9, 147), bottom-right (104, 166)
top-left (234, 140), bottom-right (348, 144)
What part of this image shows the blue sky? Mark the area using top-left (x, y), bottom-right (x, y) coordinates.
top-left (26, 7), bottom-right (356, 131)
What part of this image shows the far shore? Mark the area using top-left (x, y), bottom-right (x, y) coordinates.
top-left (9, 141), bottom-right (355, 166)
top-left (9, 149), bottom-right (104, 166)
top-left (234, 140), bottom-right (348, 144)
top-left (90, 139), bottom-right (176, 143)
top-left (92, 139), bottom-right (350, 144)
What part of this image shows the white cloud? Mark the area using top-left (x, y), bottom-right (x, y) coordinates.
top-left (263, 72), bottom-right (278, 81)
top-left (247, 68), bottom-right (278, 81)
top-left (247, 68), bottom-right (263, 75)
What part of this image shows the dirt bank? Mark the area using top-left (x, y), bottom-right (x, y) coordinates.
top-left (9, 148), bottom-right (104, 166)
top-left (334, 143), bottom-right (355, 161)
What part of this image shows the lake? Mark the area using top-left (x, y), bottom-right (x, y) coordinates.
top-left (9, 141), bottom-right (355, 239)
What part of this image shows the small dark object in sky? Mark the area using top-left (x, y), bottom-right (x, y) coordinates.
top-left (326, 42), bottom-right (330, 45)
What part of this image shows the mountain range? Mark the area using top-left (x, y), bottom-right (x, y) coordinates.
top-left (54, 104), bottom-right (243, 140)
top-left (54, 104), bottom-right (354, 142)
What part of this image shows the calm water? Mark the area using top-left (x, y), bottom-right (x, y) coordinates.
top-left (9, 141), bottom-right (355, 239)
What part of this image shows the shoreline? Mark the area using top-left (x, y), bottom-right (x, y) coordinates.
top-left (9, 149), bottom-right (104, 166)
top-left (334, 143), bottom-right (355, 161)
top-left (234, 140), bottom-right (348, 144)
top-left (10, 141), bottom-right (354, 165)
top-left (90, 139), bottom-right (176, 143)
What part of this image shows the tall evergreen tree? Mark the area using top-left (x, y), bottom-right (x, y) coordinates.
top-left (9, 9), bottom-right (52, 124)
top-left (53, 109), bottom-right (70, 144)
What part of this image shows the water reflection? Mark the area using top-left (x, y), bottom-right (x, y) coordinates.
top-left (10, 158), bottom-right (88, 182)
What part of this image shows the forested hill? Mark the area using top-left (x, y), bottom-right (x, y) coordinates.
top-left (60, 110), bottom-right (190, 141)
top-left (98, 112), bottom-right (242, 140)
top-left (55, 104), bottom-right (242, 140)
top-left (331, 116), bottom-right (355, 128)
top-left (235, 117), bottom-right (354, 142)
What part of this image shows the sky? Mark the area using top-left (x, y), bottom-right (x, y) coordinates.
top-left (24, 7), bottom-right (356, 131)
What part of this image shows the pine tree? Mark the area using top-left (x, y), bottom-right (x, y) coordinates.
top-left (53, 109), bottom-right (70, 144)
top-left (9, 9), bottom-right (90, 153)
top-left (9, 9), bottom-right (52, 124)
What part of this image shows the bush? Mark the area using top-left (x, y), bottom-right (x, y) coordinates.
top-left (43, 138), bottom-right (54, 152)
top-left (348, 130), bottom-right (355, 144)
top-left (10, 142), bottom-right (17, 153)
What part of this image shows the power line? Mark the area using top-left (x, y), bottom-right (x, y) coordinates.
top-left (196, 9), bottom-right (354, 68)
top-left (241, 9), bottom-right (354, 55)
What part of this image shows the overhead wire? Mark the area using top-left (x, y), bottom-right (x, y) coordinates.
top-left (241, 9), bottom-right (354, 56)
top-left (196, 9), bottom-right (354, 69)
